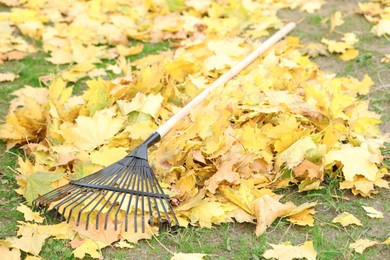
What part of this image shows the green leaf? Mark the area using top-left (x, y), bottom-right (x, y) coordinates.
top-left (25, 171), bottom-right (66, 204)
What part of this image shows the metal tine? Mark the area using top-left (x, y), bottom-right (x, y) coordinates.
top-left (124, 162), bottom-right (139, 232)
top-left (145, 166), bottom-right (163, 229)
top-left (133, 159), bottom-right (144, 233)
top-left (147, 166), bottom-right (172, 230)
top-left (143, 165), bottom-right (155, 228)
top-left (84, 189), bottom-right (110, 230)
top-left (113, 164), bottom-right (137, 230)
top-left (140, 162), bottom-right (146, 233)
top-left (75, 189), bottom-right (105, 227)
top-left (53, 188), bottom-right (89, 221)
top-left (67, 189), bottom-right (97, 223)
top-left (103, 165), bottom-right (132, 230)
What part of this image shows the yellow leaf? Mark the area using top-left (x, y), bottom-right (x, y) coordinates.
top-left (114, 240), bottom-right (134, 249)
top-left (220, 180), bottom-right (256, 215)
top-left (362, 206), bottom-right (383, 219)
top-left (83, 78), bottom-right (114, 115)
top-left (300, 1), bottom-right (324, 13)
top-left (0, 72), bottom-right (18, 82)
top-left (61, 108), bottom-right (124, 151)
top-left (0, 245), bottom-right (20, 260)
top-left (190, 199), bottom-right (229, 228)
top-left (383, 237), bottom-right (390, 245)
top-left (116, 44), bottom-right (144, 57)
top-left (89, 147), bottom-right (128, 167)
top-left (253, 194), bottom-right (295, 236)
top-left (171, 252), bottom-right (207, 260)
top-left (285, 202), bottom-right (317, 226)
top-left (117, 92), bottom-right (164, 119)
top-left (46, 49), bottom-right (73, 64)
top-left (302, 42), bottom-right (328, 57)
top-left (339, 48), bottom-right (359, 61)
top-left (276, 136), bottom-right (318, 170)
top-left (371, 19), bottom-right (390, 36)
top-left (325, 145), bottom-right (379, 182)
top-left (16, 204), bottom-right (44, 223)
top-left (349, 239), bottom-right (377, 254)
top-left (6, 232), bottom-right (48, 256)
top-left (263, 241), bottom-right (317, 260)
top-left (330, 11), bottom-right (344, 32)
top-left (332, 212), bottom-right (362, 227)
top-left (72, 239), bottom-right (107, 259)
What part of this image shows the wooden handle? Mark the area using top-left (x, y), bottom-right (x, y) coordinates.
top-left (156, 22), bottom-right (296, 137)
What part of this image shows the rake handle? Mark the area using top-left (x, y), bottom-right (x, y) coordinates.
top-left (156, 22), bottom-right (296, 138)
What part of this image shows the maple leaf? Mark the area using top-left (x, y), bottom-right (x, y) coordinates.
top-left (332, 212), bottom-right (362, 227)
top-left (219, 180), bottom-right (256, 215)
top-left (0, 245), bottom-right (20, 260)
top-left (339, 48), bottom-right (359, 61)
top-left (371, 19), bottom-right (390, 36)
top-left (329, 11), bottom-right (344, 32)
top-left (6, 229), bottom-right (48, 256)
top-left (24, 171), bottom-right (66, 204)
top-left (349, 239), bottom-right (377, 254)
top-left (253, 194), bottom-right (295, 236)
top-left (302, 42), bottom-right (328, 57)
top-left (72, 239), bottom-right (107, 259)
top-left (326, 144), bottom-right (380, 181)
top-left (117, 92), bottom-right (164, 119)
top-left (60, 108), bottom-right (124, 151)
top-left (190, 199), bottom-right (231, 228)
top-left (16, 204), bottom-right (44, 223)
top-left (0, 72), bottom-right (18, 82)
top-left (263, 241), bottom-right (317, 260)
top-left (362, 206), bottom-right (384, 218)
top-left (171, 252), bottom-right (207, 260)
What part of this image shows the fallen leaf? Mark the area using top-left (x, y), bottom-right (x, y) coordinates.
top-left (302, 42), bottom-right (328, 57)
top-left (362, 206), bottom-right (383, 218)
top-left (16, 204), bottom-right (44, 223)
top-left (339, 48), bottom-right (359, 61)
top-left (171, 252), bottom-right (207, 260)
top-left (324, 145), bottom-right (379, 182)
top-left (0, 72), bottom-right (18, 82)
top-left (349, 239), bottom-right (377, 254)
top-left (330, 11), bottom-right (344, 32)
top-left (0, 245), bottom-right (20, 260)
top-left (72, 239), bottom-right (107, 259)
top-left (253, 194), bottom-right (295, 236)
top-left (263, 241), bottom-right (317, 260)
top-left (332, 212), bottom-right (362, 227)
top-left (60, 108), bottom-right (124, 151)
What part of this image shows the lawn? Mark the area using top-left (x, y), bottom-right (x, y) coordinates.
top-left (0, 0), bottom-right (389, 259)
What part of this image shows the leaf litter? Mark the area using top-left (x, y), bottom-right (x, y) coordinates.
top-left (0, 0), bottom-right (389, 259)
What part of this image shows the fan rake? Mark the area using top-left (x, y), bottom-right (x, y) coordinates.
top-left (33, 23), bottom-right (296, 233)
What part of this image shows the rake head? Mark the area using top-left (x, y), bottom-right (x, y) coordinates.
top-left (33, 133), bottom-right (179, 233)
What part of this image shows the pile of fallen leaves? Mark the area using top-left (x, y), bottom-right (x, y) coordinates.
top-left (0, 0), bottom-right (389, 259)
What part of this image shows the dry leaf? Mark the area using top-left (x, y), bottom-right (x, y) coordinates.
top-left (302, 42), bottom-right (328, 57)
top-left (0, 245), bottom-right (20, 260)
top-left (0, 72), bottom-right (18, 82)
top-left (349, 239), bottom-right (377, 254)
top-left (332, 212), bottom-right (362, 227)
top-left (362, 206), bottom-right (383, 218)
top-left (339, 48), bottom-right (359, 61)
top-left (16, 204), bottom-right (44, 223)
top-left (171, 252), bottom-right (207, 260)
top-left (330, 11), bottom-right (344, 32)
top-left (263, 241), bottom-right (317, 260)
top-left (253, 194), bottom-right (295, 236)
top-left (72, 239), bottom-right (107, 259)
